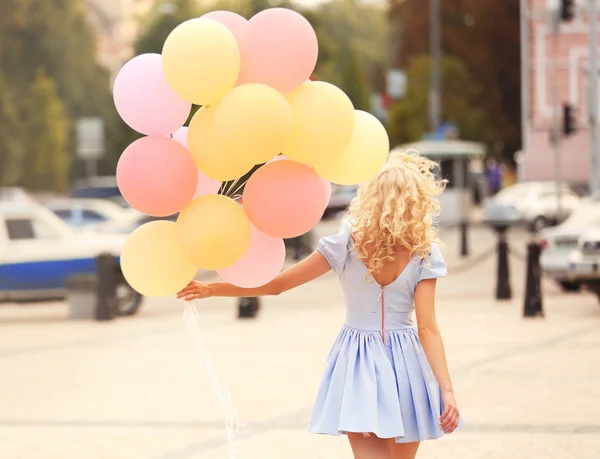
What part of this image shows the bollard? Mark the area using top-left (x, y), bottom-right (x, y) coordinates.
top-left (495, 226), bottom-right (512, 300)
top-left (460, 221), bottom-right (469, 258)
top-left (523, 241), bottom-right (544, 317)
top-left (237, 296), bottom-right (260, 319)
top-left (96, 253), bottom-right (119, 321)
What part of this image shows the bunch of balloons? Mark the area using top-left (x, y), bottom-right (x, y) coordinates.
top-left (113, 8), bottom-right (390, 297)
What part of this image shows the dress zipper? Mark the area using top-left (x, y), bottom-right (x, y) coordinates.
top-left (380, 285), bottom-right (385, 344)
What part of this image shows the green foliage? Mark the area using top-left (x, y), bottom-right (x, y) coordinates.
top-left (135, 0), bottom-right (201, 55)
top-left (389, 0), bottom-right (521, 158)
top-left (0, 76), bottom-right (24, 186)
top-left (22, 69), bottom-right (70, 192)
top-left (387, 55), bottom-right (490, 147)
top-left (0, 0), bottom-right (115, 190)
top-left (308, 0), bottom-right (386, 107)
top-left (338, 44), bottom-right (371, 111)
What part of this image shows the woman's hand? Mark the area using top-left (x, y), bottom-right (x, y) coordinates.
top-left (439, 390), bottom-right (460, 434)
top-left (176, 280), bottom-right (212, 302)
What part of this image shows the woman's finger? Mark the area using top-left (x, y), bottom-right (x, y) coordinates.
top-left (440, 407), bottom-right (457, 431)
top-left (443, 413), bottom-right (459, 434)
top-left (178, 285), bottom-right (197, 295)
top-left (439, 405), bottom-right (451, 423)
top-left (448, 414), bottom-right (459, 433)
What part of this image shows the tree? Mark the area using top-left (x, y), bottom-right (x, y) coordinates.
top-left (135, 0), bottom-right (202, 55)
top-left (388, 0), bottom-right (521, 159)
top-left (338, 44), bottom-right (371, 111)
top-left (22, 69), bottom-right (70, 192)
top-left (387, 55), bottom-right (490, 147)
top-left (0, 76), bottom-right (24, 186)
top-left (309, 0), bottom-right (387, 100)
top-left (0, 0), bottom-right (116, 188)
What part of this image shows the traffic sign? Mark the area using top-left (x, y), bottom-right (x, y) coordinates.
top-left (77, 117), bottom-right (105, 160)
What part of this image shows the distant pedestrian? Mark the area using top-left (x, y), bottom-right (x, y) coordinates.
top-left (178, 150), bottom-right (462, 458)
top-left (486, 158), bottom-right (502, 195)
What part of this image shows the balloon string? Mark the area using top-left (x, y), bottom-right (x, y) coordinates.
top-left (183, 302), bottom-right (244, 459)
top-left (226, 176), bottom-right (241, 197)
top-left (227, 177), bottom-right (249, 199)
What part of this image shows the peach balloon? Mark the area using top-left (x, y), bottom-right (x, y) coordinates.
top-left (237, 8), bottom-right (318, 93)
top-left (321, 179), bottom-right (332, 211)
top-left (201, 11), bottom-right (248, 41)
top-left (217, 224), bottom-right (286, 288)
top-left (243, 160), bottom-right (327, 238)
top-left (117, 136), bottom-right (197, 217)
top-left (268, 155), bottom-right (331, 210)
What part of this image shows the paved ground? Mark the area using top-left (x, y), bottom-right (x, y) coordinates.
top-left (1, 223), bottom-right (599, 459)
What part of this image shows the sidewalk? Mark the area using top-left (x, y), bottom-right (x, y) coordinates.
top-left (0, 226), bottom-right (598, 459)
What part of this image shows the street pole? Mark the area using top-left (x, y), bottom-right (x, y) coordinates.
top-left (550, 10), bottom-right (563, 221)
top-left (86, 159), bottom-right (97, 180)
top-left (589, 0), bottom-right (599, 195)
top-left (520, 0), bottom-right (530, 180)
top-left (430, 0), bottom-right (441, 131)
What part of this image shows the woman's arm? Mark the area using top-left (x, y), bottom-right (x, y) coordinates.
top-left (177, 251), bottom-right (332, 301)
top-left (414, 278), bottom-right (460, 433)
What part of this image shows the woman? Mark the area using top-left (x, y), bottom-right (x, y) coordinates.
top-left (177, 150), bottom-right (462, 459)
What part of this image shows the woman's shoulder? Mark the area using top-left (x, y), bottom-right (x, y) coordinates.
top-left (416, 242), bottom-right (447, 282)
top-left (316, 220), bottom-right (353, 274)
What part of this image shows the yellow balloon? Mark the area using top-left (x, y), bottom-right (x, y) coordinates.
top-left (283, 81), bottom-right (355, 165)
top-left (188, 105), bottom-right (254, 181)
top-left (213, 83), bottom-right (294, 166)
top-left (121, 221), bottom-right (197, 297)
top-left (177, 195), bottom-right (251, 270)
top-left (313, 110), bottom-right (390, 185)
top-left (162, 18), bottom-right (240, 105)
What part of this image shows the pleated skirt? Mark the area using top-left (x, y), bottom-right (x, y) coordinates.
top-left (308, 325), bottom-right (463, 443)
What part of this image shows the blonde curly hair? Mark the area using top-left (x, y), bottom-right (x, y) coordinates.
top-left (346, 149), bottom-right (447, 282)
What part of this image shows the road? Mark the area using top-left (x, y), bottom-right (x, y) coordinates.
top-left (0, 223), bottom-right (599, 459)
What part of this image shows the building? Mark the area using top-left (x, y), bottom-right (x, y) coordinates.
top-left (520, 0), bottom-right (599, 191)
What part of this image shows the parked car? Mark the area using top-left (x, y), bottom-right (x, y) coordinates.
top-left (0, 187), bottom-right (35, 204)
top-left (540, 195), bottom-right (600, 291)
top-left (323, 185), bottom-right (358, 218)
top-left (0, 202), bottom-right (142, 314)
top-left (45, 198), bottom-right (136, 229)
top-left (567, 229), bottom-right (600, 303)
top-left (483, 181), bottom-right (580, 231)
top-left (87, 210), bottom-right (179, 234)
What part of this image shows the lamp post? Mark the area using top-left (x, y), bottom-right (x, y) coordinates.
top-left (429, 0), bottom-right (441, 132)
top-left (589, 0), bottom-right (599, 195)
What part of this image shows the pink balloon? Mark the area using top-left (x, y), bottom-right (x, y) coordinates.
top-left (201, 11), bottom-right (248, 41)
top-left (237, 8), bottom-right (318, 94)
top-left (117, 136), bottom-right (198, 217)
top-left (243, 160), bottom-right (327, 238)
top-left (194, 171), bottom-right (221, 198)
top-left (113, 54), bottom-right (191, 136)
top-left (217, 224), bottom-right (285, 287)
top-left (171, 126), bottom-right (189, 148)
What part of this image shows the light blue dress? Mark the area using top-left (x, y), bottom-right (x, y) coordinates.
top-left (308, 222), bottom-right (462, 443)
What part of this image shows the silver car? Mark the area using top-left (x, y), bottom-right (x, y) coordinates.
top-left (540, 196), bottom-right (600, 291)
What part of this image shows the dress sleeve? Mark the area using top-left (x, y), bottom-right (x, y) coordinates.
top-left (417, 243), bottom-right (448, 283)
top-left (316, 222), bottom-right (352, 275)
